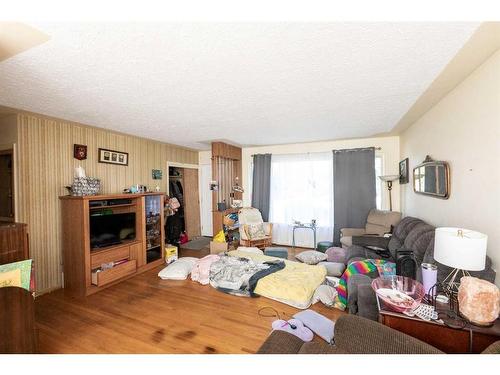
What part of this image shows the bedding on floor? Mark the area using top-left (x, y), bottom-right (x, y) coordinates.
top-left (227, 250), bottom-right (327, 309)
top-left (209, 255), bottom-right (285, 297)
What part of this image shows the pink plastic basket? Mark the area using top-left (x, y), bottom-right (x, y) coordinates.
top-left (371, 276), bottom-right (425, 312)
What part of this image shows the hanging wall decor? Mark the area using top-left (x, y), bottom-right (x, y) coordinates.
top-left (98, 148), bottom-right (129, 166)
top-left (152, 169), bottom-right (163, 179)
top-left (399, 158), bottom-right (409, 184)
top-left (73, 144), bottom-right (87, 160)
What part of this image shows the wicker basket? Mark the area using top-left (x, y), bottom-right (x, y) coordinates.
top-left (71, 177), bottom-right (101, 196)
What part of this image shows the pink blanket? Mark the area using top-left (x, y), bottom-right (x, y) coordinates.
top-left (191, 254), bottom-right (220, 285)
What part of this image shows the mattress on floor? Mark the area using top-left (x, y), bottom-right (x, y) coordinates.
top-left (227, 250), bottom-right (326, 309)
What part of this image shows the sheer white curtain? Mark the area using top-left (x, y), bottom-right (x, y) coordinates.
top-left (269, 152), bottom-right (333, 248)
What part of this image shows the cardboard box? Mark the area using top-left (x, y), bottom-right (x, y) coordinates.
top-left (210, 241), bottom-right (228, 254)
top-left (165, 245), bottom-right (178, 264)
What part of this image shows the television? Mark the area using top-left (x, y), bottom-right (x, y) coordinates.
top-left (90, 212), bottom-right (136, 249)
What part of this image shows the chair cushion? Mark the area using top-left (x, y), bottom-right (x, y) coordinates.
top-left (295, 250), bottom-right (327, 265)
top-left (238, 207), bottom-right (264, 225)
top-left (246, 223), bottom-right (267, 240)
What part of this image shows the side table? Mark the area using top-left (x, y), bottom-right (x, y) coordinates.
top-left (292, 223), bottom-right (317, 249)
top-left (379, 308), bottom-right (500, 353)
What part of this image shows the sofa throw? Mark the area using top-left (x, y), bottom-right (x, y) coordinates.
top-left (334, 259), bottom-right (395, 310)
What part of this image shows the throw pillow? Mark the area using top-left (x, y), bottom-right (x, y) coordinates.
top-left (158, 257), bottom-right (198, 280)
top-left (325, 247), bottom-right (347, 263)
top-left (295, 250), bottom-right (327, 265)
top-left (236, 246), bottom-right (264, 255)
top-left (246, 223), bottom-right (266, 240)
top-left (318, 261), bottom-right (346, 277)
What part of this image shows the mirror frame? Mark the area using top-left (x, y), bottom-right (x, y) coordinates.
top-left (412, 156), bottom-right (450, 199)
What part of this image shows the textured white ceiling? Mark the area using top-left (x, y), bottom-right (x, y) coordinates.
top-left (0, 22), bottom-right (479, 149)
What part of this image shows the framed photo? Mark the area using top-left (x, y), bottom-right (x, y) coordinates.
top-left (399, 158), bottom-right (409, 184)
top-left (152, 169), bottom-right (163, 180)
top-left (73, 144), bottom-right (87, 160)
top-left (98, 148), bottom-right (128, 166)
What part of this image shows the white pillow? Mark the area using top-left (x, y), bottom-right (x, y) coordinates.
top-left (158, 257), bottom-right (198, 280)
top-left (295, 250), bottom-right (327, 265)
top-left (319, 261), bottom-right (346, 277)
top-left (236, 246), bottom-right (264, 255)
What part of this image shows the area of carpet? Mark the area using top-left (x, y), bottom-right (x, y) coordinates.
top-left (180, 236), bottom-right (211, 250)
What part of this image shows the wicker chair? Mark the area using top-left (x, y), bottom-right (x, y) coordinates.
top-left (238, 208), bottom-right (273, 249)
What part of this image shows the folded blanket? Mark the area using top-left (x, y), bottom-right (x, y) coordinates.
top-left (191, 254), bottom-right (220, 285)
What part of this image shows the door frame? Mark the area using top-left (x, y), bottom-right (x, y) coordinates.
top-left (0, 149), bottom-right (15, 222)
top-left (166, 161), bottom-right (202, 238)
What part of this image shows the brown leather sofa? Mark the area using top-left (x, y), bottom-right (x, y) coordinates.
top-left (257, 315), bottom-right (500, 354)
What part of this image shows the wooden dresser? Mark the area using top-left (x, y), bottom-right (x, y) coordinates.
top-left (0, 222), bottom-right (29, 265)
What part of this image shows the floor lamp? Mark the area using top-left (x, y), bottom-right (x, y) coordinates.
top-left (379, 175), bottom-right (399, 211)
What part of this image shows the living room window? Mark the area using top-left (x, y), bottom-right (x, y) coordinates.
top-left (269, 152), bottom-right (333, 247)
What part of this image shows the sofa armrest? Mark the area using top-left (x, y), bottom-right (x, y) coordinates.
top-left (334, 315), bottom-right (443, 354)
top-left (357, 284), bottom-right (379, 321)
top-left (340, 228), bottom-right (366, 237)
top-left (257, 330), bottom-right (305, 354)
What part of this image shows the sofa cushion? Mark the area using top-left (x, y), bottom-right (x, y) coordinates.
top-left (365, 209), bottom-right (402, 235)
top-left (401, 224), bottom-right (435, 265)
top-left (388, 217), bottom-right (425, 257)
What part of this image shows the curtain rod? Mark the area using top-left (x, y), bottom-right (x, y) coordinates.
top-left (251, 147), bottom-right (381, 157)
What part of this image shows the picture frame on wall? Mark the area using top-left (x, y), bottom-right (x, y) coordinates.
top-left (73, 144), bottom-right (87, 160)
top-left (152, 169), bottom-right (162, 180)
top-left (98, 148), bottom-right (129, 166)
top-left (399, 158), bottom-right (409, 184)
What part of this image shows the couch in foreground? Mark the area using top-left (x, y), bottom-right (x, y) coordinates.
top-left (257, 315), bottom-right (500, 354)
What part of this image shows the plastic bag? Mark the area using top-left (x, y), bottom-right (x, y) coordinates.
top-left (213, 230), bottom-right (226, 243)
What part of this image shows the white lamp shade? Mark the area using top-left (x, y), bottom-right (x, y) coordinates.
top-left (379, 175), bottom-right (400, 182)
top-left (434, 227), bottom-right (487, 271)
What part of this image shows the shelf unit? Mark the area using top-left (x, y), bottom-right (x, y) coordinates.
top-left (60, 192), bottom-right (165, 297)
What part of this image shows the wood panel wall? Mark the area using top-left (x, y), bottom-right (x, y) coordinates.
top-left (15, 113), bottom-right (198, 294)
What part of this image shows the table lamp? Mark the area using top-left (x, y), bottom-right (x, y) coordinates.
top-left (434, 227), bottom-right (487, 295)
top-left (378, 175), bottom-right (399, 211)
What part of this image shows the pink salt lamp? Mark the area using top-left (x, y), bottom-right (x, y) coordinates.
top-left (458, 276), bottom-right (500, 326)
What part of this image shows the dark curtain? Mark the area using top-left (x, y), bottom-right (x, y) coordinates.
top-left (333, 148), bottom-right (376, 245)
top-left (251, 154), bottom-right (272, 221)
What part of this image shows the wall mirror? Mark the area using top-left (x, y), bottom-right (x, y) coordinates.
top-left (413, 156), bottom-right (450, 199)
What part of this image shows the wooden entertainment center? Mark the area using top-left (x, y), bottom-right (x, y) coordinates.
top-left (59, 192), bottom-right (165, 297)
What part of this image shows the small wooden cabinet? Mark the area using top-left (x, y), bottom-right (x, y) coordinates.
top-left (59, 193), bottom-right (165, 297)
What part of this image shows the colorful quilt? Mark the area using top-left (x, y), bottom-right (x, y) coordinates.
top-left (0, 259), bottom-right (33, 291)
top-left (334, 259), bottom-right (395, 310)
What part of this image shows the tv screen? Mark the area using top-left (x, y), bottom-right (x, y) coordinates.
top-left (90, 213), bottom-right (136, 249)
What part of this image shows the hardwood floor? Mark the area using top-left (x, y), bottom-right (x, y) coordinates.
top-left (35, 263), bottom-right (344, 354)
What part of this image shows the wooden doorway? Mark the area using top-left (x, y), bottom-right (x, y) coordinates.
top-left (0, 149), bottom-right (14, 221)
top-left (166, 163), bottom-right (201, 245)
